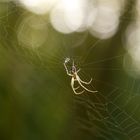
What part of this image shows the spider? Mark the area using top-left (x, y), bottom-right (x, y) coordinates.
top-left (64, 58), bottom-right (97, 94)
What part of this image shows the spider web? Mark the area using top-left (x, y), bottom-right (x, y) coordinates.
top-left (58, 38), bottom-right (140, 140)
top-left (0, 1), bottom-right (140, 140)
top-left (39, 27), bottom-right (140, 139)
top-left (47, 1), bottom-right (140, 138)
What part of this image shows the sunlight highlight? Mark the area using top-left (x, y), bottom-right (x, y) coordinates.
top-left (124, 0), bottom-right (140, 76)
top-left (18, 0), bottom-right (124, 39)
top-left (89, 0), bottom-right (121, 39)
top-left (17, 15), bottom-right (48, 48)
top-left (50, 0), bottom-right (85, 33)
top-left (18, 0), bottom-right (58, 14)
top-left (125, 23), bottom-right (140, 75)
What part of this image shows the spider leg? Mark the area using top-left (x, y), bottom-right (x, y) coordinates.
top-left (74, 86), bottom-right (80, 90)
top-left (73, 79), bottom-right (80, 90)
top-left (79, 76), bottom-right (92, 85)
top-left (76, 75), bottom-right (97, 93)
top-left (64, 63), bottom-right (73, 76)
top-left (71, 78), bottom-right (84, 94)
top-left (75, 68), bottom-right (92, 84)
top-left (77, 69), bottom-right (81, 74)
top-left (72, 60), bottom-right (74, 66)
